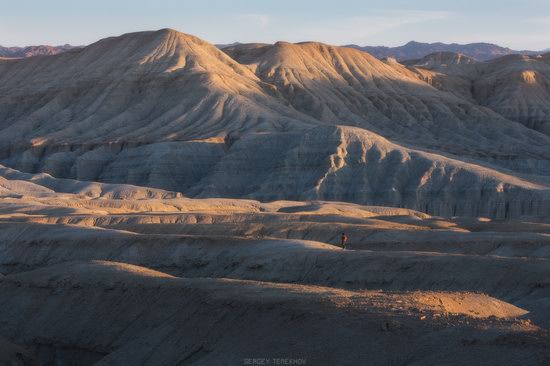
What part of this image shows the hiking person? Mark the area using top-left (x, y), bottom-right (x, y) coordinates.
top-left (340, 232), bottom-right (348, 249)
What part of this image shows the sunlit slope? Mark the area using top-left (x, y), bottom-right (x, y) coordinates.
top-left (0, 29), bottom-right (315, 147)
top-left (225, 42), bottom-right (550, 167)
top-left (1, 29), bottom-right (550, 216)
top-left (408, 53), bottom-right (550, 135)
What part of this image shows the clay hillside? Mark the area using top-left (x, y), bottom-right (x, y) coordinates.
top-left (1, 29), bottom-right (550, 218)
top-left (2, 29), bottom-right (550, 365)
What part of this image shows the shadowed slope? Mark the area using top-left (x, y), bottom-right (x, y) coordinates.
top-left (0, 261), bottom-right (545, 365)
top-left (408, 53), bottom-right (550, 135)
top-left (1, 30), bottom-right (550, 216)
top-left (224, 42), bottom-right (550, 171)
top-left (1, 125), bottom-right (550, 217)
top-left (191, 125), bottom-right (550, 217)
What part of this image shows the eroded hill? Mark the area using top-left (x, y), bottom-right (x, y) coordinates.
top-left (0, 167), bottom-right (549, 364)
top-left (1, 29), bottom-right (550, 217)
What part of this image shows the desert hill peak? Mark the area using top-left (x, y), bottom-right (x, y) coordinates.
top-left (1, 29), bottom-right (550, 217)
top-left (0, 29), bottom-right (318, 146)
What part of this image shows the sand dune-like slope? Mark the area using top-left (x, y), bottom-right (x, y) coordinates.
top-left (1, 175), bottom-right (550, 364)
top-left (0, 261), bottom-right (546, 365)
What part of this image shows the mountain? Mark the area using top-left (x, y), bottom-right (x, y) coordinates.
top-left (400, 52), bottom-right (478, 68)
top-left (222, 42), bottom-right (550, 167)
top-left (1, 29), bottom-right (550, 217)
top-left (0, 44), bottom-right (77, 58)
top-left (346, 41), bottom-right (540, 61)
top-left (406, 52), bottom-right (550, 135)
top-left (215, 42), bottom-right (242, 49)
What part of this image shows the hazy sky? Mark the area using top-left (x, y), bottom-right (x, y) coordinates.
top-left (2, 0), bottom-right (550, 49)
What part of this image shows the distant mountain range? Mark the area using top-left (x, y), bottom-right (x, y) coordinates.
top-left (344, 41), bottom-right (543, 61)
top-left (3, 40), bottom-right (545, 62)
top-left (0, 44), bottom-right (78, 58)
top-left (216, 42), bottom-right (241, 49)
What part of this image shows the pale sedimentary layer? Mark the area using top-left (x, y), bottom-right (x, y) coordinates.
top-left (2, 29), bottom-right (550, 217)
top-left (2, 125), bottom-right (550, 218)
top-left (1, 174), bottom-right (550, 365)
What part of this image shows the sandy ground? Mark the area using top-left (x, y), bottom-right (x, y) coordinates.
top-left (1, 170), bottom-right (550, 365)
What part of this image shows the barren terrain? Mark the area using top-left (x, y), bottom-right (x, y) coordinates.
top-left (0, 166), bottom-right (549, 365)
top-left (2, 29), bottom-right (550, 365)
top-left (1, 29), bottom-right (550, 218)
